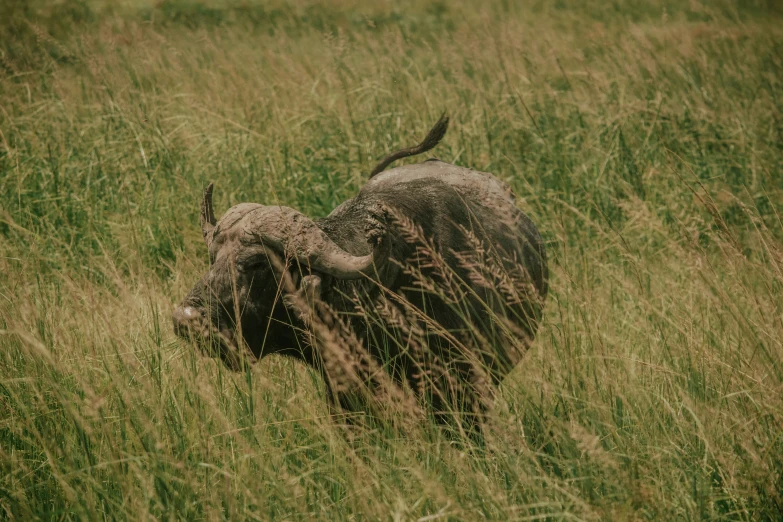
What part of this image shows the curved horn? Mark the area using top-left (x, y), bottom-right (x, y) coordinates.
top-left (244, 207), bottom-right (377, 280)
top-left (201, 183), bottom-right (216, 249)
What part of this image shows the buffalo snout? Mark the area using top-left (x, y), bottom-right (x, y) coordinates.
top-left (172, 305), bottom-right (203, 338)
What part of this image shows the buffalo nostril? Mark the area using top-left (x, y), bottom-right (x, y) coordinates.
top-left (173, 306), bottom-right (201, 336)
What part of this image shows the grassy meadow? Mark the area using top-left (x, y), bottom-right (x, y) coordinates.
top-left (2, 0), bottom-right (783, 519)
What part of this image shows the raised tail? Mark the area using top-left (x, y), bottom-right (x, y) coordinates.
top-left (369, 113), bottom-right (449, 178)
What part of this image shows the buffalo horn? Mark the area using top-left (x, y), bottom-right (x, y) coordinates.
top-left (245, 207), bottom-right (376, 280)
top-left (201, 183), bottom-right (217, 249)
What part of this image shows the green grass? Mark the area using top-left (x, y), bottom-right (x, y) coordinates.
top-left (1, 0), bottom-right (782, 519)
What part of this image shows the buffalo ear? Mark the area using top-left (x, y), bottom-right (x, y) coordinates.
top-left (299, 274), bottom-right (322, 302)
top-left (201, 183), bottom-right (216, 249)
top-left (282, 274), bottom-right (323, 320)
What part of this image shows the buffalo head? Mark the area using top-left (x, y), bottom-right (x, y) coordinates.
top-left (172, 183), bottom-right (377, 369)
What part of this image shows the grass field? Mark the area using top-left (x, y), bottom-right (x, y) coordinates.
top-left (2, 0), bottom-right (783, 519)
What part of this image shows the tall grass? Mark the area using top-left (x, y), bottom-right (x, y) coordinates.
top-left (1, 0), bottom-right (782, 519)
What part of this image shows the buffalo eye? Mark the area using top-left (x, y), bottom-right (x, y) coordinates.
top-left (237, 256), bottom-right (268, 273)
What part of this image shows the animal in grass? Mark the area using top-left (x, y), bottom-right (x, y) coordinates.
top-left (173, 115), bottom-right (548, 431)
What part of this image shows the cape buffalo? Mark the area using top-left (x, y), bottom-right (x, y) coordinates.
top-left (173, 115), bottom-right (548, 430)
